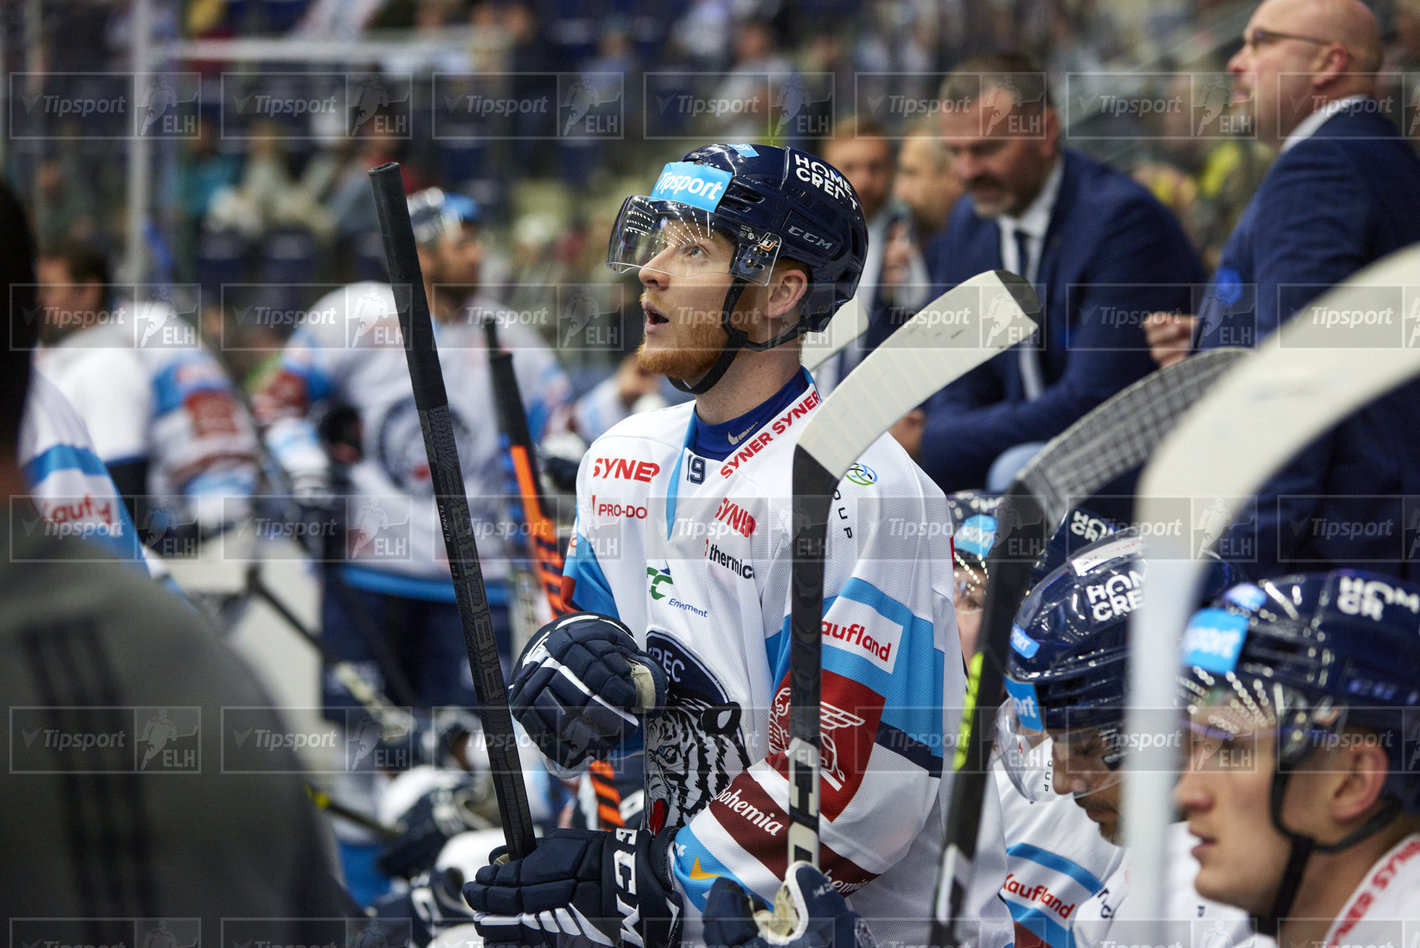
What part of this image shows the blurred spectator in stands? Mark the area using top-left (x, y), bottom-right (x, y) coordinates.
top-left (892, 116), bottom-right (965, 239)
top-left (918, 52), bottom-right (1203, 492)
top-left (675, 0), bottom-right (735, 67)
top-left (206, 121), bottom-right (334, 242)
top-left (327, 126), bottom-right (425, 253)
top-left (1131, 67), bottom-right (1272, 269)
top-left (172, 123), bottom-right (244, 279)
top-left (33, 156), bottom-right (100, 249)
top-left (871, 117), bottom-right (965, 356)
top-left (712, 17), bottom-right (792, 140)
top-left (1382, 0), bottom-right (1420, 150)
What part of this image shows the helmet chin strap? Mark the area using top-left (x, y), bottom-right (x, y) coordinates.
top-left (1260, 763), bottom-right (1404, 937)
top-left (667, 280), bottom-right (809, 395)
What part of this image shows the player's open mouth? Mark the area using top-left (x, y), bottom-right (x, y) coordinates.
top-left (644, 304), bottom-right (669, 326)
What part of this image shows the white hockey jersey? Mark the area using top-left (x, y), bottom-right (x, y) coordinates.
top-left (1317, 833), bottom-right (1420, 948)
top-left (993, 758), bottom-right (1126, 948)
top-left (34, 301), bottom-right (258, 535)
top-left (257, 282), bottom-right (576, 599)
top-left (1072, 823), bottom-right (1256, 948)
top-left (562, 369), bottom-right (1011, 946)
top-left (20, 371), bottom-right (148, 570)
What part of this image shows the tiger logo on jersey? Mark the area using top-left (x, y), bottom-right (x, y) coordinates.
top-left (643, 630), bottom-right (751, 834)
top-left (376, 396), bottom-right (478, 495)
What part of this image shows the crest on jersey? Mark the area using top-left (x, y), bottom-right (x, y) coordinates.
top-left (376, 396), bottom-right (478, 495)
top-left (643, 630), bottom-right (750, 833)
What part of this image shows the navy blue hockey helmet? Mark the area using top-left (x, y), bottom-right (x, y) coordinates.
top-left (1181, 570), bottom-right (1420, 817)
top-left (1179, 570), bottom-right (1420, 931)
top-left (1027, 506), bottom-right (1121, 591)
top-left (946, 490), bottom-right (1002, 575)
top-left (607, 143), bottom-right (868, 392)
top-left (408, 187), bottom-right (480, 246)
top-left (1000, 529), bottom-right (1245, 801)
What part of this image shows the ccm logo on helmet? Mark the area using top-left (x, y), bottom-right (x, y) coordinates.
top-left (786, 223), bottom-right (834, 250)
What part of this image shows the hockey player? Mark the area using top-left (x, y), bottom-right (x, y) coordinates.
top-left (986, 509), bottom-right (1128, 948)
top-left (463, 143), bottom-right (1011, 947)
top-left (22, 370), bottom-right (150, 573)
top-left (701, 531), bottom-right (1251, 948)
top-left (254, 188), bottom-right (589, 732)
top-left (996, 531), bottom-right (1252, 947)
top-left (1176, 570), bottom-right (1420, 944)
top-left (34, 240), bottom-right (258, 554)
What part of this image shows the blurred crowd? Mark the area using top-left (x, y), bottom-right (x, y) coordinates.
top-left (4, 0), bottom-right (1420, 387)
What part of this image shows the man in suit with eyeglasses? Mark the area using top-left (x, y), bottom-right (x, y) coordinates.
top-left (1147, 0), bottom-right (1420, 581)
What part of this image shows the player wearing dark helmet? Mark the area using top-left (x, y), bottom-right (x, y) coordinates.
top-left (1176, 570), bottom-right (1420, 944)
top-left (607, 143), bottom-right (867, 395)
top-left (991, 531), bottom-right (1250, 946)
top-left (463, 144), bottom-right (1012, 948)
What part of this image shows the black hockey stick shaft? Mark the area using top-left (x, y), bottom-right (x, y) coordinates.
top-left (307, 782), bottom-right (399, 839)
top-left (932, 485), bottom-right (1048, 946)
top-left (785, 449), bottom-right (838, 866)
top-left (483, 318), bottom-right (569, 617)
top-left (369, 162), bottom-right (536, 859)
top-left (245, 564), bottom-right (416, 742)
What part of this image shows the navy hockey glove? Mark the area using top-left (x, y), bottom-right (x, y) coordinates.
top-left (508, 612), bottom-right (667, 771)
top-left (704, 862), bottom-right (876, 948)
top-left (377, 778), bottom-right (494, 879)
top-left (464, 827), bottom-right (683, 948)
top-left (373, 866), bottom-right (478, 944)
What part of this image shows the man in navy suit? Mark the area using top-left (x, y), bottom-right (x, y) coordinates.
top-left (914, 53), bottom-right (1205, 491)
top-left (1150, 0), bottom-right (1420, 580)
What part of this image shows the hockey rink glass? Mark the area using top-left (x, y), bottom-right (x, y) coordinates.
top-left (606, 197), bottom-right (781, 285)
top-left (996, 699), bottom-right (1126, 802)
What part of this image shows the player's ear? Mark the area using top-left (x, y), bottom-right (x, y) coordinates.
top-left (1327, 732), bottom-right (1391, 827)
top-left (764, 262), bottom-right (809, 323)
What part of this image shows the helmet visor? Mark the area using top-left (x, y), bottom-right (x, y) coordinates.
top-left (1182, 672), bottom-right (1362, 776)
top-left (996, 698), bottom-right (1127, 803)
top-left (607, 196), bottom-right (781, 286)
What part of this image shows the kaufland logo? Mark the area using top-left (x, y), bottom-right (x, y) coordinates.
top-left (821, 619), bottom-right (899, 671)
top-left (1002, 873), bottom-right (1076, 918)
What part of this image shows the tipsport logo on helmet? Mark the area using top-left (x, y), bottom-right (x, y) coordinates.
top-left (1004, 676), bottom-right (1044, 730)
top-left (650, 162), bottom-right (732, 212)
top-left (1180, 608), bottom-right (1248, 674)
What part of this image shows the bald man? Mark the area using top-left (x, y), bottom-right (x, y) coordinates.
top-left (1152, 0), bottom-right (1420, 581)
top-left (1147, 0), bottom-right (1404, 364)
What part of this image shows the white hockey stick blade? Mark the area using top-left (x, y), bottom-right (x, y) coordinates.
top-left (784, 269), bottom-right (1039, 867)
top-left (800, 291), bottom-right (868, 371)
top-left (799, 270), bottom-right (1040, 479)
top-left (1125, 241), bottom-right (1420, 933)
